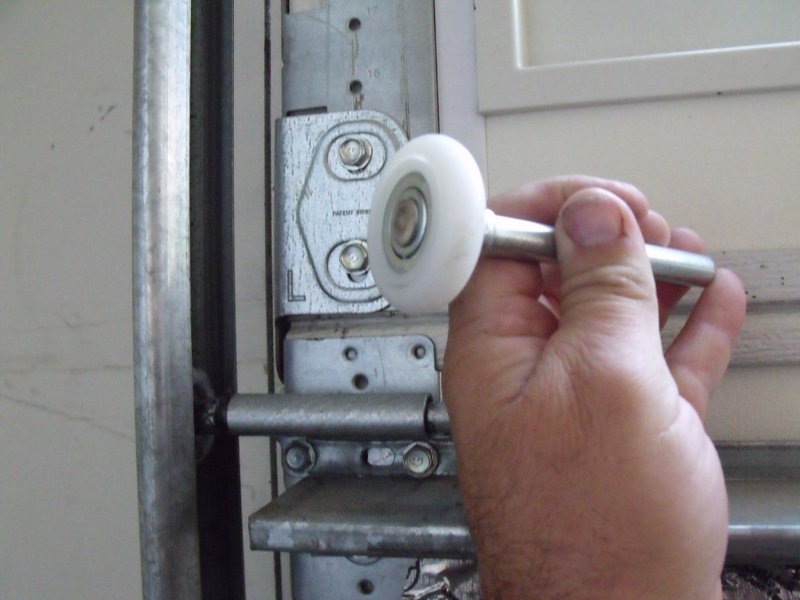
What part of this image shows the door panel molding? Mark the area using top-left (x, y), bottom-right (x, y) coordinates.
top-left (475, 0), bottom-right (800, 113)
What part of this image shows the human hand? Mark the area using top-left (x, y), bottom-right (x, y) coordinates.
top-left (442, 177), bottom-right (746, 599)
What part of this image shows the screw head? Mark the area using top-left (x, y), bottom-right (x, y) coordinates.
top-left (338, 138), bottom-right (372, 171)
top-left (339, 240), bottom-right (369, 272)
top-left (402, 443), bottom-right (438, 478)
top-left (284, 440), bottom-right (315, 473)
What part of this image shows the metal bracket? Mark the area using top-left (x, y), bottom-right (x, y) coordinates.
top-left (282, 0), bottom-right (438, 137)
top-left (275, 111), bottom-right (408, 316)
top-left (247, 334), bottom-right (465, 599)
top-left (272, 1), bottom-right (458, 596)
top-left (283, 335), bottom-right (438, 398)
top-left (279, 335), bottom-right (451, 485)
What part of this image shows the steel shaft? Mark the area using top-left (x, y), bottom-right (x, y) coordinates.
top-left (483, 210), bottom-right (716, 286)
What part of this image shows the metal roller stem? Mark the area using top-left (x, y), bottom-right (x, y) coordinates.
top-left (484, 209), bottom-right (716, 287)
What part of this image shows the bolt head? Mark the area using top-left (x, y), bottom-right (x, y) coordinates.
top-left (338, 138), bottom-right (372, 171)
top-left (284, 441), bottom-right (315, 472)
top-left (339, 240), bottom-right (369, 272)
top-left (402, 443), bottom-right (438, 478)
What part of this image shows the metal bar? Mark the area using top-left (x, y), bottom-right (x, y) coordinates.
top-left (426, 402), bottom-right (452, 438)
top-left (249, 474), bottom-right (800, 563)
top-left (225, 393), bottom-right (432, 440)
top-left (718, 443), bottom-right (800, 479)
top-left (189, 0), bottom-right (246, 597)
top-left (484, 209), bottom-right (716, 287)
top-left (719, 443), bottom-right (800, 563)
top-left (133, 1), bottom-right (200, 599)
top-left (728, 480), bottom-right (800, 563)
top-left (249, 476), bottom-right (473, 558)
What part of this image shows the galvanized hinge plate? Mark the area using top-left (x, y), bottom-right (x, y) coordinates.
top-left (275, 111), bottom-right (408, 317)
top-left (283, 335), bottom-right (439, 398)
top-left (278, 335), bottom-right (452, 485)
top-left (249, 334), bottom-right (465, 599)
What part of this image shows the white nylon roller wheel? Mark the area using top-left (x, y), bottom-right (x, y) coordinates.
top-left (367, 134), bottom-right (486, 315)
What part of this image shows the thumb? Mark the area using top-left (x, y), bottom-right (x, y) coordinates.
top-left (554, 188), bottom-right (663, 361)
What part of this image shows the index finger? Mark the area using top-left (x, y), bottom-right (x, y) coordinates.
top-left (490, 175), bottom-right (650, 224)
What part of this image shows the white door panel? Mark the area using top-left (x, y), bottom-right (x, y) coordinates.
top-left (476, 0), bottom-right (800, 112)
top-left (485, 91), bottom-right (800, 250)
top-left (710, 366), bottom-right (800, 441)
top-left (516, 0), bottom-right (800, 64)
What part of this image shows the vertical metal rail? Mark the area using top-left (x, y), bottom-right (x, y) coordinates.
top-left (264, 3), bottom-right (283, 596)
top-left (133, 1), bottom-right (201, 598)
top-left (190, 1), bottom-right (246, 597)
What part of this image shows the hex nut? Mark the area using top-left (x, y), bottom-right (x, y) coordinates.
top-left (339, 240), bottom-right (369, 273)
top-left (402, 442), bottom-right (438, 478)
top-left (283, 440), bottom-right (316, 473)
top-left (337, 138), bottom-right (372, 172)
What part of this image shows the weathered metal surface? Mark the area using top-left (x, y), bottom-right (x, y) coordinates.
top-left (403, 559), bottom-right (482, 599)
top-left (283, 335), bottom-right (439, 399)
top-left (282, 0), bottom-right (438, 138)
top-left (278, 335), bottom-right (454, 486)
top-left (275, 111), bottom-right (408, 317)
top-left (292, 555), bottom-right (414, 600)
top-left (249, 475), bottom-right (473, 557)
top-left (277, 438), bottom-right (456, 482)
top-left (250, 466), bottom-right (800, 567)
top-left (133, 1), bottom-right (200, 598)
top-left (247, 334), bottom-right (450, 596)
top-left (286, 314), bottom-right (450, 369)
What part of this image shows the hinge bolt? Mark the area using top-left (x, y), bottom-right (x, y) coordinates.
top-left (402, 442), bottom-right (438, 478)
top-left (284, 440), bottom-right (316, 473)
top-left (338, 138), bottom-right (372, 171)
top-left (339, 240), bottom-right (369, 273)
